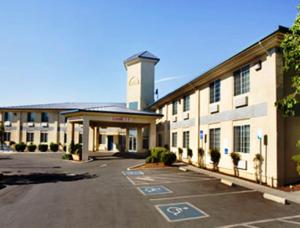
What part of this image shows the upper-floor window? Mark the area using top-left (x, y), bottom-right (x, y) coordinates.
top-left (234, 125), bottom-right (250, 153)
top-left (41, 112), bottom-right (49, 123)
top-left (129, 102), bottom-right (138, 110)
top-left (4, 112), bottom-right (13, 122)
top-left (183, 95), bottom-right (190, 112)
top-left (209, 79), bottom-right (221, 103)
top-left (27, 112), bottom-right (35, 122)
top-left (234, 65), bottom-right (250, 96)
top-left (159, 107), bottom-right (163, 114)
top-left (172, 100), bottom-right (178, 115)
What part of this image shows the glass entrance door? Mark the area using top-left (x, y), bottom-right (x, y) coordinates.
top-left (128, 129), bottom-right (137, 152)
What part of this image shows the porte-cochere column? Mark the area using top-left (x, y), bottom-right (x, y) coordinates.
top-left (82, 117), bottom-right (90, 161)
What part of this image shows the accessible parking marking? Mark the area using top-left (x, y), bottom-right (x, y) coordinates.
top-left (155, 202), bottom-right (209, 222)
top-left (137, 186), bottom-right (172, 196)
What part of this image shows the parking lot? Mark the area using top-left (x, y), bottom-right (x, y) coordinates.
top-left (0, 153), bottom-right (300, 228)
top-left (123, 168), bottom-right (300, 227)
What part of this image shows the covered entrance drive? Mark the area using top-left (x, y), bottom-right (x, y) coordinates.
top-left (63, 107), bottom-right (161, 161)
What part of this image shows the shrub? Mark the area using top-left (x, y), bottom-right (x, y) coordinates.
top-left (38, 144), bottom-right (48, 152)
top-left (164, 144), bottom-right (169, 150)
top-left (62, 153), bottom-right (72, 160)
top-left (187, 148), bottom-right (193, 158)
top-left (68, 140), bottom-right (75, 153)
top-left (145, 155), bottom-right (159, 163)
top-left (27, 143), bottom-right (37, 152)
top-left (63, 145), bottom-right (67, 152)
top-left (253, 153), bottom-right (264, 163)
top-left (198, 148), bottom-right (205, 157)
top-left (73, 144), bottom-right (82, 155)
top-left (178, 147), bottom-right (183, 154)
top-left (50, 143), bottom-right (59, 152)
top-left (161, 152), bottom-right (177, 165)
top-left (9, 141), bottom-right (16, 146)
top-left (210, 149), bottom-right (221, 170)
top-left (230, 152), bottom-right (241, 166)
top-left (292, 154), bottom-right (300, 175)
top-left (15, 143), bottom-right (26, 152)
top-left (151, 147), bottom-right (168, 161)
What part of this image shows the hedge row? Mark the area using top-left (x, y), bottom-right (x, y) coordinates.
top-left (14, 143), bottom-right (61, 152)
top-left (146, 147), bottom-right (176, 166)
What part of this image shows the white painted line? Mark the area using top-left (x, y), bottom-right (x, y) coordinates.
top-left (126, 176), bottom-right (136, 185)
top-left (100, 164), bottom-right (107, 168)
top-left (150, 190), bottom-right (256, 201)
top-left (263, 193), bottom-right (287, 204)
top-left (279, 219), bottom-right (300, 225)
top-left (221, 179), bottom-right (233, 187)
top-left (155, 202), bottom-right (209, 223)
top-left (217, 214), bottom-right (300, 228)
top-left (133, 178), bottom-right (216, 186)
top-left (179, 167), bottom-right (188, 172)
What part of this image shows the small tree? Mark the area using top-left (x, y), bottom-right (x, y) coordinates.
top-left (253, 154), bottom-right (264, 183)
top-left (198, 148), bottom-right (205, 168)
top-left (210, 149), bottom-right (221, 171)
top-left (178, 147), bottom-right (183, 161)
top-left (187, 148), bottom-right (193, 164)
top-left (292, 140), bottom-right (300, 175)
top-left (230, 152), bottom-right (241, 176)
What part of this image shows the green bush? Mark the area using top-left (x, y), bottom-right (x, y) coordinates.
top-left (15, 143), bottom-right (26, 152)
top-left (161, 152), bottom-right (177, 165)
top-left (145, 155), bottom-right (159, 163)
top-left (210, 149), bottom-right (221, 170)
top-left (68, 140), bottom-right (75, 153)
top-left (27, 143), bottom-right (37, 152)
top-left (178, 147), bottom-right (183, 154)
top-left (50, 143), bottom-right (59, 152)
top-left (198, 148), bottom-right (204, 157)
top-left (62, 153), bottom-right (72, 160)
top-left (230, 152), bottom-right (241, 166)
top-left (9, 141), bottom-right (16, 146)
top-left (73, 144), bottom-right (82, 155)
top-left (187, 148), bottom-right (193, 158)
top-left (38, 144), bottom-right (48, 152)
top-left (63, 145), bottom-right (66, 152)
top-left (151, 147), bottom-right (168, 161)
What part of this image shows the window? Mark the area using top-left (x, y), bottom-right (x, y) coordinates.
top-left (183, 95), bottom-right (190, 112)
top-left (234, 65), bottom-right (250, 96)
top-left (143, 136), bottom-right (149, 149)
top-left (183, 131), bottom-right (190, 148)
top-left (158, 134), bottom-right (163, 147)
top-left (209, 128), bottom-right (221, 150)
top-left (27, 112), bottom-right (35, 122)
top-left (4, 112), bottom-right (13, 122)
top-left (26, 132), bottom-right (34, 143)
top-left (129, 102), bottom-right (138, 110)
top-left (4, 132), bottom-right (11, 141)
top-left (159, 107), bottom-right (163, 114)
top-left (209, 79), bottom-right (221, 103)
top-left (41, 112), bottom-right (49, 122)
top-left (172, 100), bottom-right (178, 115)
top-left (100, 135), bottom-right (106, 144)
top-left (79, 133), bottom-right (83, 144)
top-left (234, 125), bottom-right (250, 153)
top-left (172, 132), bottom-right (177, 147)
top-left (40, 133), bottom-right (48, 143)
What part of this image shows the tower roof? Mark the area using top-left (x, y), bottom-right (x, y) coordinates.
top-left (124, 51), bottom-right (160, 67)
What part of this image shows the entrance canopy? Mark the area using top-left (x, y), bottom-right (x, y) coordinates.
top-left (62, 105), bottom-right (162, 160)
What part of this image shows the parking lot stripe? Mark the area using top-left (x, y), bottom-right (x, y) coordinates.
top-left (126, 176), bottom-right (136, 185)
top-left (218, 214), bottom-right (300, 228)
top-left (279, 219), bottom-right (300, 225)
top-left (150, 190), bottom-right (256, 201)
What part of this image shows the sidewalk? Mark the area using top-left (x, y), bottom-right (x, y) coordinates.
top-left (186, 165), bottom-right (300, 205)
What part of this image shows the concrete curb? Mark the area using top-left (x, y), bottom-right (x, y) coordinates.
top-left (127, 163), bottom-right (145, 170)
top-left (221, 179), bottom-right (233, 187)
top-left (186, 165), bottom-right (300, 205)
top-left (263, 193), bottom-right (287, 204)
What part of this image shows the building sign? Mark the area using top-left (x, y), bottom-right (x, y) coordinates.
top-left (111, 117), bottom-right (132, 122)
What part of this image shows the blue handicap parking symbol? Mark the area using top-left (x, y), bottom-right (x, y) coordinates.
top-left (122, 170), bottom-right (144, 176)
top-left (155, 202), bottom-right (209, 222)
top-left (138, 186), bottom-right (172, 196)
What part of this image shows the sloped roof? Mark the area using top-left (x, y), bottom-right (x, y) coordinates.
top-left (0, 102), bottom-right (126, 110)
top-left (124, 51), bottom-right (160, 66)
top-left (61, 105), bottom-right (162, 117)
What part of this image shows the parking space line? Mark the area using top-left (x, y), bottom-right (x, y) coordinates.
top-left (131, 178), bottom-right (216, 186)
top-left (279, 219), bottom-right (300, 225)
top-left (150, 190), bottom-right (256, 201)
top-left (217, 214), bottom-right (300, 228)
top-left (126, 176), bottom-right (137, 185)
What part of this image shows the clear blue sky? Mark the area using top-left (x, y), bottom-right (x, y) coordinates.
top-left (0, 0), bottom-right (299, 106)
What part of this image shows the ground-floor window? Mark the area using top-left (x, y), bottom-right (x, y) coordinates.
top-left (234, 125), bottom-right (250, 153)
top-left (4, 132), bottom-right (11, 141)
top-left (40, 133), bottom-right (48, 143)
top-left (209, 128), bottom-right (220, 151)
top-left (64, 133), bottom-right (67, 144)
top-left (143, 136), bottom-right (149, 149)
top-left (78, 133), bottom-right (83, 144)
top-left (158, 134), bottom-right (163, 147)
top-left (183, 131), bottom-right (189, 148)
top-left (26, 132), bottom-right (34, 143)
top-left (99, 134), bottom-right (106, 144)
top-left (172, 132), bottom-right (177, 147)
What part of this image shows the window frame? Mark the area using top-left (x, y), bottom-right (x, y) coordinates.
top-left (4, 132), bottom-right (11, 141)
top-left (41, 112), bottom-right (49, 123)
top-left (234, 65), bottom-right (250, 96)
top-left (172, 132), bottom-right (178, 147)
top-left (183, 95), bottom-right (190, 112)
top-left (26, 132), bottom-right (34, 143)
top-left (209, 128), bottom-right (221, 151)
top-left (234, 125), bottom-right (250, 153)
top-left (40, 132), bottom-right (48, 143)
top-left (209, 79), bottom-right (221, 104)
top-left (27, 112), bottom-right (35, 122)
top-left (183, 131), bottom-right (190, 148)
top-left (4, 112), bottom-right (13, 122)
top-left (172, 100), bottom-right (178, 115)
